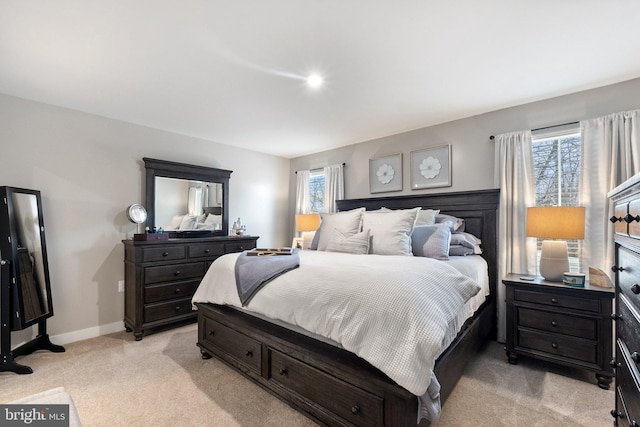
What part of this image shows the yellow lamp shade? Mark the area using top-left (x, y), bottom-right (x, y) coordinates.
top-left (295, 213), bottom-right (321, 233)
top-left (526, 206), bottom-right (585, 240)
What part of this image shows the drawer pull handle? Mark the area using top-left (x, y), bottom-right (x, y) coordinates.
top-left (611, 313), bottom-right (622, 321)
top-left (245, 350), bottom-right (253, 358)
top-left (208, 330), bottom-right (215, 336)
top-left (611, 265), bottom-right (625, 273)
top-left (239, 246), bottom-right (244, 251)
top-left (632, 284), bottom-right (640, 295)
top-left (204, 249), bottom-right (210, 254)
top-left (351, 405), bottom-right (360, 415)
top-left (624, 213), bottom-right (640, 223)
top-left (632, 352), bottom-right (640, 364)
top-left (175, 288), bottom-right (181, 293)
top-left (174, 270), bottom-right (181, 276)
top-left (551, 321), bottom-right (558, 327)
top-left (175, 306), bottom-right (181, 311)
top-left (611, 409), bottom-right (622, 419)
top-left (610, 215), bottom-right (622, 223)
top-left (610, 359), bottom-right (620, 368)
top-left (279, 368), bottom-right (288, 376)
top-left (551, 343), bottom-right (557, 349)
top-left (550, 298), bottom-right (558, 304)
top-left (162, 252), bottom-right (169, 257)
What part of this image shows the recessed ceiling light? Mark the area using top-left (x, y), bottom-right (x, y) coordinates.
top-left (306, 74), bottom-right (324, 88)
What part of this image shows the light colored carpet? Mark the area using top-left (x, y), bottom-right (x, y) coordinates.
top-left (0, 323), bottom-right (613, 426)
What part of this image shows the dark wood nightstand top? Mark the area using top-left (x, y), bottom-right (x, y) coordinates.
top-left (503, 273), bottom-right (615, 297)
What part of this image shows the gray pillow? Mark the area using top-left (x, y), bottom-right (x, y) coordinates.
top-left (411, 224), bottom-right (451, 260)
top-left (449, 245), bottom-right (475, 256)
top-left (436, 214), bottom-right (465, 232)
top-left (325, 229), bottom-right (370, 255)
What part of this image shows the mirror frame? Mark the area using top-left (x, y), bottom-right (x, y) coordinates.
top-left (0, 186), bottom-right (54, 330)
top-left (143, 158), bottom-right (232, 236)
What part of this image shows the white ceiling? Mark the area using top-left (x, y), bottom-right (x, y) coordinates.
top-left (2, 1), bottom-right (640, 159)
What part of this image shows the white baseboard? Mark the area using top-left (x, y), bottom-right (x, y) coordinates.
top-left (50, 321), bottom-right (124, 346)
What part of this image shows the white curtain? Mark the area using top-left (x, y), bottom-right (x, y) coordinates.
top-left (579, 110), bottom-right (640, 275)
top-left (494, 131), bottom-right (537, 342)
top-left (323, 164), bottom-right (344, 213)
top-left (295, 170), bottom-right (310, 215)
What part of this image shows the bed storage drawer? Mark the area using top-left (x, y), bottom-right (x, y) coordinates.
top-left (268, 348), bottom-right (383, 427)
top-left (201, 317), bottom-right (261, 373)
top-left (143, 262), bottom-right (205, 284)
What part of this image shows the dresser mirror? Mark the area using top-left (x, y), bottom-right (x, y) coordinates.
top-left (143, 158), bottom-right (231, 237)
top-left (0, 187), bottom-right (54, 329)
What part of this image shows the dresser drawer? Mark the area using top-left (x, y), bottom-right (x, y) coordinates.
top-left (144, 297), bottom-right (194, 323)
top-left (144, 262), bottom-right (204, 285)
top-left (617, 340), bottom-right (640, 426)
top-left (187, 242), bottom-right (225, 259)
top-left (618, 295), bottom-right (640, 363)
top-left (142, 245), bottom-right (186, 262)
top-left (201, 317), bottom-right (261, 373)
top-left (144, 280), bottom-right (200, 304)
top-left (517, 307), bottom-right (596, 340)
top-left (618, 247), bottom-right (640, 313)
top-left (226, 241), bottom-right (253, 253)
top-left (630, 199), bottom-right (640, 239)
top-left (514, 288), bottom-right (601, 313)
top-left (614, 201), bottom-right (630, 236)
top-left (517, 328), bottom-right (597, 364)
top-left (269, 349), bottom-right (383, 427)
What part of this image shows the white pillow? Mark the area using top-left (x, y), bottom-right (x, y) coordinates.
top-left (450, 232), bottom-right (481, 248)
top-left (204, 214), bottom-right (221, 225)
top-left (167, 214), bottom-right (184, 230)
top-left (362, 208), bottom-right (420, 256)
top-left (411, 224), bottom-right (452, 260)
top-left (312, 208), bottom-right (365, 251)
top-left (178, 215), bottom-right (197, 230)
top-left (415, 209), bottom-right (440, 226)
top-left (325, 229), bottom-right (370, 255)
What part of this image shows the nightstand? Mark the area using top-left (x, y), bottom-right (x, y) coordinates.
top-left (503, 273), bottom-right (615, 389)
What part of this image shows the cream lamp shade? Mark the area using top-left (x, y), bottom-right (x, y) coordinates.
top-left (295, 213), bottom-right (321, 249)
top-left (526, 206), bottom-right (585, 282)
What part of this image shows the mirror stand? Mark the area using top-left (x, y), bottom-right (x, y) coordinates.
top-left (0, 258), bottom-right (64, 374)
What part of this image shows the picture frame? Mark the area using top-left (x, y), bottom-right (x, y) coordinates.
top-left (410, 145), bottom-right (451, 190)
top-left (369, 153), bottom-right (402, 193)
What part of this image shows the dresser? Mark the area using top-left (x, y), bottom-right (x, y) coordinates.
top-left (503, 274), bottom-right (614, 389)
top-left (609, 172), bottom-right (640, 426)
top-left (122, 235), bottom-right (258, 340)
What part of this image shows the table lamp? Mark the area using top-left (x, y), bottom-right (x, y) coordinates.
top-left (295, 213), bottom-right (321, 249)
top-left (526, 206), bottom-right (585, 281)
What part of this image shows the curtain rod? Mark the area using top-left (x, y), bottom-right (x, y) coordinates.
top-left (295, 163), bottom-right (346, 174)
top-left (489, 121), bottom-right (580, 140)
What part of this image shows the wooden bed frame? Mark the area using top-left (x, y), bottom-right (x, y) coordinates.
top-left (196, 189), bottom-right (499, 426)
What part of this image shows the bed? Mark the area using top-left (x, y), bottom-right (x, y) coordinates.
top-left (193, 189), bottom-right (499, 426)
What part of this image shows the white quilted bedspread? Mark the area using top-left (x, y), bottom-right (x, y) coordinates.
top-left (192, 250), bottom-right (481, 398)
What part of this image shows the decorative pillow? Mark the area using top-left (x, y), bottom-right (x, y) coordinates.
top-left (436, 214), bottom-right (465, 232)
top-left (167, 214), bottom-right (184, 230)
top-left (411, 224), bottom-right (452, 260)
top-left (204, 214), bottom-right (221, 225)
top-left (450, 231), bottom-right (481, 248)
top-left (311, 208), bottom-right (365, 251)
top-left (449, 244), bottom-right (475, 256)
top-left (415, 209), bottom-right (440, 226)
top-left (362, 208), bottom-right (420, 256)
top-left (325, 229), bottom-right (370, 255)
top-left (178, 215), bottom-right (197, 230)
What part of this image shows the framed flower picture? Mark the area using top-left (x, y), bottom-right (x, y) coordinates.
top-left (369, 153), bottom-right (402, 193)
top-left (410, 145), bottom-right (451, 190)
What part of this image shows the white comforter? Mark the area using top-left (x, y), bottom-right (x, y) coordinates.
top-left (192, 251), bottom-right (481, 398)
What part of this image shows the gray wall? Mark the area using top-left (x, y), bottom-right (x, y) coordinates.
top-left (0, 93), bottom-right (291, 346)
top-left (290, 78), bottom-right (640, 207)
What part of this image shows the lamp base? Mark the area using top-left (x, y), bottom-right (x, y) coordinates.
top-left (539, 240), bottom-right (569, 282)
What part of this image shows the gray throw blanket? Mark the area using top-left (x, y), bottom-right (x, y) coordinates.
top-left (235, 250), bottom-right (300, 306)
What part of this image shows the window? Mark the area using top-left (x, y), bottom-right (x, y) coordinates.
top-left (532, 128), bottom-right (582, 270)
top-left (308, 169), bottom-right (325, 213)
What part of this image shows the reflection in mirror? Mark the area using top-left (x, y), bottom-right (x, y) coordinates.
top-left (155, 177), bottom-right (223, 231)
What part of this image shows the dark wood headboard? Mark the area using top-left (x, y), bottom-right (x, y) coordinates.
top-left (336, 189), bottom-right (500, 312)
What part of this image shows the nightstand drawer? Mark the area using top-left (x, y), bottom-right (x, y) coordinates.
top-left (514, 289), bottom-right (601, 313)
top-left (517, 328), bottom-right (597, 364)
top-left (517, 307), bottom-right (597, 340)
top-left (144, 262), bottom-right (205, 284)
